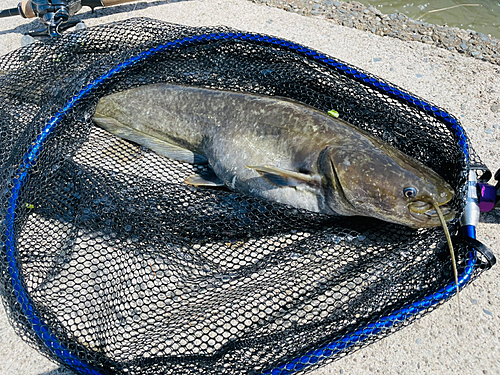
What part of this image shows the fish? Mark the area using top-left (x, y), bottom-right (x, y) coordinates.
top-left (93, 83), bottom-right (455, 229)
top-left (94, 83), bottom-right (462, 310)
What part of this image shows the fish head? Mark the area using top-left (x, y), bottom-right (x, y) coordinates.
top-left (319, 144), bottom-right (455, 228)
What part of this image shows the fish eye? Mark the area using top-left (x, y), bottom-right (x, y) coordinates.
top-left (403, 187), bottom-right (418, 199)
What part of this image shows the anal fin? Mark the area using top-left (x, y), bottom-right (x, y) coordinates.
top-left (185, 170), bottom-right (225, 187)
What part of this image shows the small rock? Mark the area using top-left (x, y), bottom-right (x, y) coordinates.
top-left (478, 32), bottom-right (490, 42)
top-left (333, 1), bottom-right (341, 6)
top-left (367, 5), bottom-right (381, 16)
top-left (21, 35), bottom-right (36, 47)
top-left (483, 309), bottom-right (493, 317)
top-left (491, 104), bottom-right (500, 113)
top-left (75, 22), bottom-right (87, 31)
top-left (372, 57), bottom-right (382, 62)
top-left (416, 74), bottom-right (423, 78)
top-left (407, 65), bottom-right (415, 70)
top-left (460, 43), bottom-right (468, 51)
top-left (471, 299), bottom-right (478, 305)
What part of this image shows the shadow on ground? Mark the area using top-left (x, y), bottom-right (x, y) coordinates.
top-left (480, 209), bottom-right (500, 224)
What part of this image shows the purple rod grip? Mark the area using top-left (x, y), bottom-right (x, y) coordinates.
top-left (477, 183), bottom-right (496, 212)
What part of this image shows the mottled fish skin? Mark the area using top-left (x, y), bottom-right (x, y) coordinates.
top-left (94, 83), bottom-right (455, 228)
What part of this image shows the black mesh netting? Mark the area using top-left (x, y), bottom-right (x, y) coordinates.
top-left (0, 18), bottom-right (494, 375)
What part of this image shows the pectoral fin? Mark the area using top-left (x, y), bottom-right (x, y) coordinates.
top-left (185, 170), bottom-right (225, 187)
top-left (247, 165), bottom-right (320, 187)
top-left (94, 116), bottom-right (206, 164)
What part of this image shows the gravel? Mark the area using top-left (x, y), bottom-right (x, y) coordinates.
top-left (249, 0), bottom-right (500, 65)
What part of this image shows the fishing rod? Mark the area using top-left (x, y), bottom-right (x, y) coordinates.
top-left (0, 0), bottom-right (138, 37)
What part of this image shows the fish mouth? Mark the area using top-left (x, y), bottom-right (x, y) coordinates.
top-left (408, 201), bottom-right (455, 226)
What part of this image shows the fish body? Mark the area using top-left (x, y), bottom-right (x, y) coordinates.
top-left (94, 84), bottom-right (454, 228)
